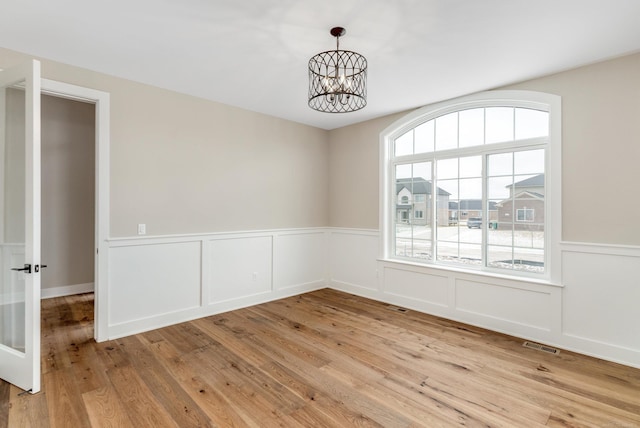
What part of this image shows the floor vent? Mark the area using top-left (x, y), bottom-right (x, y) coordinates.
top-left (523, 341), bottom-right (560, 355)
top-left (388, 305), bottom-right (409, 313)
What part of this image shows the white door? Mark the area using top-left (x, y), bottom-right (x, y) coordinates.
top-left (0, 60), bottom-right (41, 393)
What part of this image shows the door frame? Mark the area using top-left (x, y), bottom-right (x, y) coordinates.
top-left (41, 79), bottom-right (110, 341)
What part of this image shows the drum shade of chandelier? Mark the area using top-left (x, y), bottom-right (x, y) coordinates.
top-left (308, 27), bottom-right (367, 113)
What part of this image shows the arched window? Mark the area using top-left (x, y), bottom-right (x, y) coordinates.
top-left (380, 91), bottom-right (561, 280)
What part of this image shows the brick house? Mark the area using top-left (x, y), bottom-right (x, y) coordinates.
top-left (495, 174), bottom-right (545, 231)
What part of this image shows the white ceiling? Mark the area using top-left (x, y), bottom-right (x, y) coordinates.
top-left (1, 0), bottom-right (639, 130)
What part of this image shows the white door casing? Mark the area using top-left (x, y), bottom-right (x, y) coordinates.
top-left (40, 79), bottom-right (110, 343)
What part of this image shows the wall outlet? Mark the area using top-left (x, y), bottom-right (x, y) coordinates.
top-left (137, 223), bottom-right (146, 235)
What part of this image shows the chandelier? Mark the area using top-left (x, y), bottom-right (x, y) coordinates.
top-left (308, 27), bottom-right (367, 113)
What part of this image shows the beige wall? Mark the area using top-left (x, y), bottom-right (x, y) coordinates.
top-left (3, 46), bottom-right (639, 245)
top-left (41, 95), bottom-right (95, 289)
top-left (328, 52), bottom-right (640, 246)
top-left (328, 112), bottom-right (405, 229)
top-left (0, 47), bottom-right (329, 238)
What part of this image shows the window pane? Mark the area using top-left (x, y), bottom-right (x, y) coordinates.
top-left (513, 247), bottom-right (544, 273)
top-left (488, 220), bottom-right (512, 245)
top-left (437, 158), bottom-right (458, 180)
top-left (488, 176), bottom-right (512, 200)
top-left (437, 241), bottom-right (481, 266)
top-left (395, 162), bottom-right (433, 261)
top-left (514, 229), bottom-right (544, 249)
top-left (395, 130), bottom-right (413, 157)
top-left (459, 108), bottom-right (484, 148)
top-left (512, 174), bottom-right (543, 195)
top-left (412, 232), bottom-right (432, 259)
top-left (488, 152), bottom-right (513, 177)
top-left (459, 178), bottom-right (481, 200)
top-left (437, 239), bottom-right (459, 258)
top-left (515, 149), bottom-right (545, 175)
top-left (459, 155), bottom-right (482, 178)
top-left (396, 223), bottom-right (412, 256)
top-left (413, 161), bottom-right (431, 180)
top-left (461, 223), bottom-right (482, 244)
top-left (437, 179), bottom-right (458, 200)
top-left (487, 245), bottom-right (513, 269)
top-left (515, 108), bottom-right (548, 140)
top-left (490, 245), bottom-right (545, 273)
top-left (435, 112), bottom-right (458, 150)
top-left (486, 107), bottom-right (514, 144)
top-left (415, 120), bottom-right (435, 154)
top-left (395, 163), bottom-right (411, 179)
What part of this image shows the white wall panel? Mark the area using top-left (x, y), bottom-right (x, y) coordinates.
top-left (562, 249), bottom-right (640, 351)
top-left (208, 236), bottom-right (272, 303)
top-left (106, 229), bottom-right (327, 340)
top-left (109, 241), bottom-right (201, 325)
top-left (329, 230), bottom-right (378, 291)
top-left (382, 267), bottom-right (448, 308)
top-left (455, 279), bottom-right (553, 332)
top-left (273, 232), bottom-right (325, 290)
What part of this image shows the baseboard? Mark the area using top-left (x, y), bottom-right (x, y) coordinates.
top-left (41, 282), bottom-right (94, 299)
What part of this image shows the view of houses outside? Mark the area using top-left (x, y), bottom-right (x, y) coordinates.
top-left (392, 106), bottom-right (548, 275)
top-left (395, 151), bottom-right (545, 273)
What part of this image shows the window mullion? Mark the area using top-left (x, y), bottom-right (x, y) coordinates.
top-left (482, 154), bottom-right (487, 268)
top-left (431, 161), bottom-right (437, 262)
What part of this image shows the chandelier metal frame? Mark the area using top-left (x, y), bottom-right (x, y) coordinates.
top-left (308, 27), bottom-right (367, 113)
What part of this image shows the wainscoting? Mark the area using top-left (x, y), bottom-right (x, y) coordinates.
top-left (328, 228), bottom-right (640, 369)
top-left (106, 228), bottom-right (327, 339)
top-left (101, 227), bottom-right (640, 368)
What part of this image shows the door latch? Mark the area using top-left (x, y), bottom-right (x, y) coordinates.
top-left (34, 264), bottom-right (47, 273)
top-left (11, 264), bottom-right (32, 274)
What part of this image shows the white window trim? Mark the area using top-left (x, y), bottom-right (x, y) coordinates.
top-left (379, 90), bottom-right (562, 284)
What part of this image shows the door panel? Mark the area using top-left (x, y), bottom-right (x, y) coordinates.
top-left (0, 60), bottom-right (41, 393)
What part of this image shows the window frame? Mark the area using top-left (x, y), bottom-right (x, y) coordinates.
top-left (516, 208), bottom-right (535, 222)
top-left (379, 90), bottom-right (562, 284)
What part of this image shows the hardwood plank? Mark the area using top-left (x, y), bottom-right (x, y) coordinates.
top-left (7, 385), bottom-right (50, 428)
top-left (44, 368), bottom-right (92, 428)
top-left (115, 335), bottom-right (215, 427)
top-left (106, 365), bottom-right (178, 427)
top-left (2, 290), bottom-right (640, 427)
top-left (0, 381), bottom-right (9, 428)
top-left (82, 387), bottom-right (134, 428)
top-left (140, 337), bottom-right (248, 427)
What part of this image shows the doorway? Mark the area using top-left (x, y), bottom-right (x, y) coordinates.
top-left (41, 79), bottom-right (110, 342)
top-left (41, 94), bottom-right (95, 303)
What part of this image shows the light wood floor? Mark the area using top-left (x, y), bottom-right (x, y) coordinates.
top-left (1, 289), bottom-right (639, 427)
